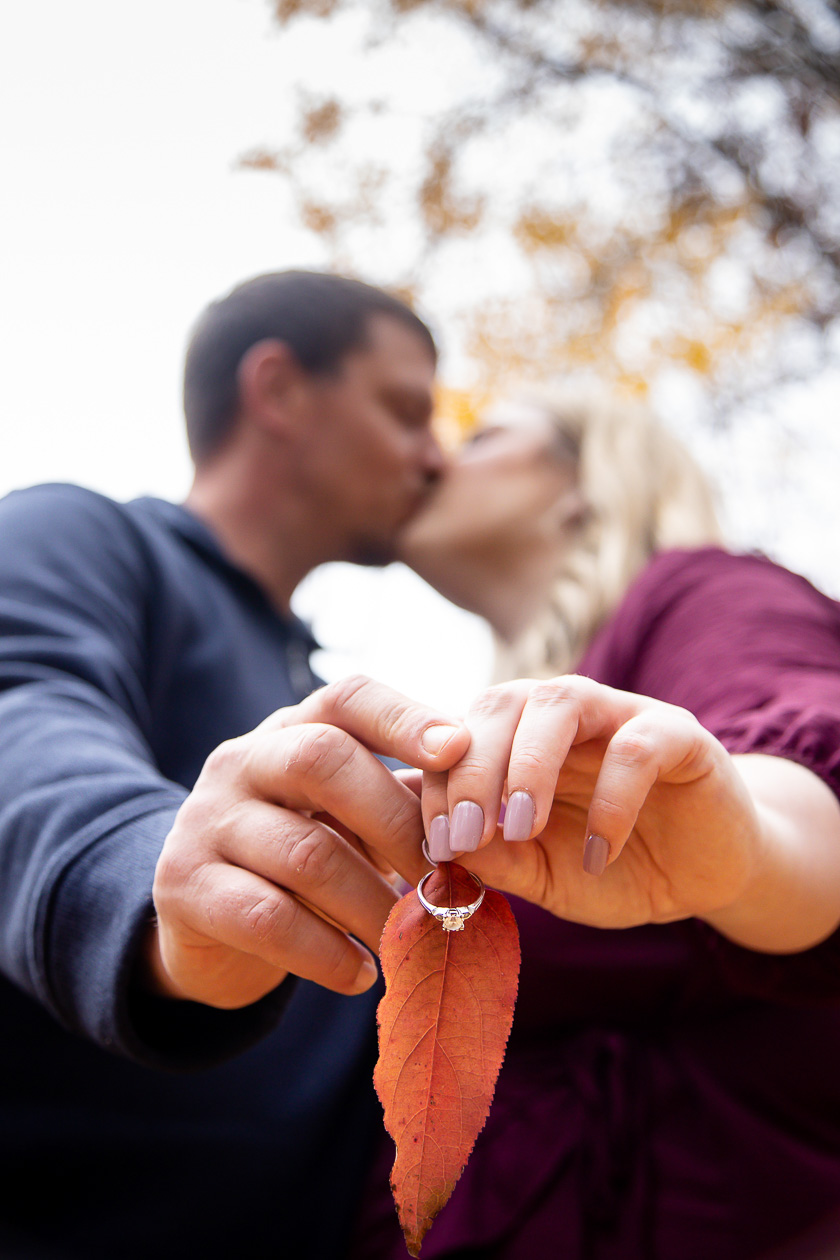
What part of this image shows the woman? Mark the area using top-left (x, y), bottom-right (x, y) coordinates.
top-left (401, 391), bottom-right (722, 681)
top-left (351, 393), bottom-right (840, 1259)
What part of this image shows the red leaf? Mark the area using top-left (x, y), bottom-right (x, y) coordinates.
top-left (374, 863), bottom-right (521, 1256)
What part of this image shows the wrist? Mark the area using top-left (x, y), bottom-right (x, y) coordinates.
top-left (701, 796), bottom-right (781, 949)
top-left (703, 755), bottom-right (840, 954)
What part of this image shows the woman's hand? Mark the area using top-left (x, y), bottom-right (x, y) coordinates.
top-left (421, 676), bottom-right (840, 952)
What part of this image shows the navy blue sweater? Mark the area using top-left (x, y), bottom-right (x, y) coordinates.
top-left (0, 485), bottom-right (381, 1258)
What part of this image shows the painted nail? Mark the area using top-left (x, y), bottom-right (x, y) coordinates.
top-left (420, 724), bottom-right (461, 756)
top-left (449, 800), bottom-right (485, 852)
top-left (583, 833), bottom-right (610, 876)
top-left (504, 791), bottom-right (534, 842)
top-left (428, 814), bottom-right (453, 862)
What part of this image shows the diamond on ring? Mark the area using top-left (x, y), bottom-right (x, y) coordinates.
top-left (416, 869), bottom-right (486, 932)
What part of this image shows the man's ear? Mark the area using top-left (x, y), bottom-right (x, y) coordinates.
top-left (236, 339), bottom-right (309, 437)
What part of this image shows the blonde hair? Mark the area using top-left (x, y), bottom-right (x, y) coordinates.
top-left (493, 391), bottom-right (723, 681)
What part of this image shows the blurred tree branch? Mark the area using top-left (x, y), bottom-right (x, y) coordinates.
top-left (245, 0), bottom-right (840, 424)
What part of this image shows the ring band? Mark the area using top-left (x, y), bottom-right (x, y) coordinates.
top-left (416, 869), bottom-right (486, 932)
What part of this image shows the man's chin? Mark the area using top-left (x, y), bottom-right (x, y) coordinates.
top-left (348, 540), bottom-right (399, 568)
top-left (349, 497), bottom-right (434, 568)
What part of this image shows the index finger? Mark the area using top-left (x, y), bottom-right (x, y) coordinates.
top-left (421, 676), bottom-right (647, 854)
top-left (242, 722), bottom-right (435, 884)
top-left (260, 674), bottom-right (471, 771)
top-left (504, 677), bottom-right (645, 836)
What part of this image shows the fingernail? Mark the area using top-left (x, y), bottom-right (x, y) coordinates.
top-left (428, 814), bottom-right (453, 862)
top-left (420, 724), bottom-right (461, 756)
top-left (450, 801), bottom-right (484, 852)
top-left (353, 954), bottom-right (379, 993)
top-left (583, 833), bottom-right (610, 876)
top-left (504, 791), bottom-right (534, 842)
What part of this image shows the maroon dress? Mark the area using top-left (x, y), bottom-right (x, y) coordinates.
top-left (351, 548), bottom-right (840, 1260)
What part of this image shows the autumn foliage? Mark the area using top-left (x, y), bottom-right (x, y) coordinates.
top-left (248, 0), bottom-right (840, 432)
top-left (375, 864), bottom-right (521, 1255)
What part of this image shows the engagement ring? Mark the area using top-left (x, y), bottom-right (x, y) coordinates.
top-left (416, 868), bottom-right (486, 932)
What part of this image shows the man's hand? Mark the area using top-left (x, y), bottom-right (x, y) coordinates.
top-left (143, 677), bottom-right (469, 1009)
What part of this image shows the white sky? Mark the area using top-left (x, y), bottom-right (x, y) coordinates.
top-left (1, 0), bottom-right (838, 714)
top-left (2, 0), bottom-right (312, 504)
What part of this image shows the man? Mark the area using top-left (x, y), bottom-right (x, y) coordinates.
top-left (0, 271), bottom-right (470, 1258)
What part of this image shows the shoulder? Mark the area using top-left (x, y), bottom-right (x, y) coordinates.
top-left (0, 484), bottom-right (158, 601)
top-left (614, 546), bottom-right (839, 643)
top-left (581, 548), bottom-right (840, 790)
top-left (626, 545), bottom-right (830, 610)
top-left (581, 546), bottom-right (840, 692)
top-left (0, 483), bottom-right (141, 549)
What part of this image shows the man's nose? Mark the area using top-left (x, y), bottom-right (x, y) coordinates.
top-left (421, 431), bottom-right (448, 483)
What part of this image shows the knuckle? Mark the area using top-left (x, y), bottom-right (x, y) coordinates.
top-left (153, 845), bottom-right (188, 892)
top-left (243, 890), bottom-right (293, 950)
top-left (676, 709), bottom-right (705, 744)
top-left (167, 789), bottom-right (240, 856)
top-left (155, 809), bottom-right (208, 883)
top-left (281, 724), bottom-right (355, 782)
top-left (528, 680), bottom-right (580, 709)
top-left (153, 850), bottom-right (213, 919)
top-left (469, 684), bottom-right (519, 720)
top-left (593, 795), bottom-right (628, 828)
top-left (202, 736), bottom-right (249, 779)
top-left (380, 792), bottom-right (423, 848)
top-left (548, 672), bottom-right (591, 693)
top-left (170, 792), bottom-right (214, 836)
top-left (151, 851), bottom-right (181, 909)
top-left (321, 942), bottom-right (360, 990)
top-left (316, 674), bottom-right (374, 718)
top-left (380, 695), bottom-right (421, 743)
top-left (352, 688), bottom-right (416, 747)
top-left (509, 747), bottom-right (545, 782)
top-left (284, 823), bottom-right (340, 887)
top-left (309, 675), bottom-right (440, 752)
top-left (256, 703), bottom-right (300, 734)
top-left (451, 750), bottom-right (500, 784)
top-left (614, 730), bottom-right (657, 765)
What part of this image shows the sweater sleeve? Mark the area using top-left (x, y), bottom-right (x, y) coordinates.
top-left (0, 485), bottom-right (293, 1067)
top-left (583, 547), bottom-right (840, 1003)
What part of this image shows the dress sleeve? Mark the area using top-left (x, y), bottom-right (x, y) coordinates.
top-left (0, 486), bottom-right (293, 1067)
top-left (582, 547), bottom-right (840, 1003)
top-left (585, 547), bottom-right (840, 795)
